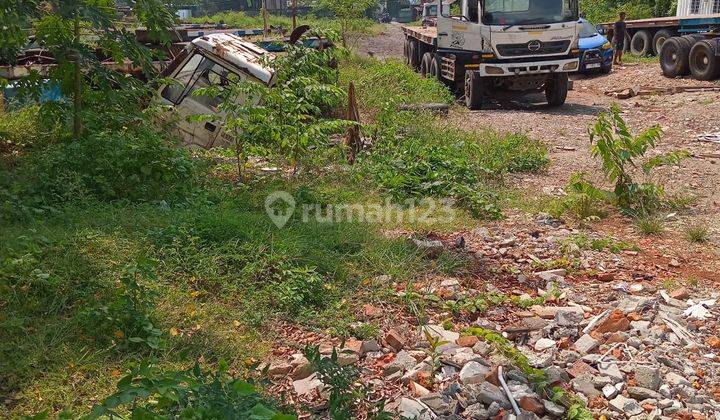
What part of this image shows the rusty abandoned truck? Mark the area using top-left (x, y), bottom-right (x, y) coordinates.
top-left (158, 33), bottom-right (276, 149)
top-left (402, 0), bottom-right (582, 109)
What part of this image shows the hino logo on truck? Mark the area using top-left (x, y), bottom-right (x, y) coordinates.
top-left (527, 40), bottom-right (542, 52)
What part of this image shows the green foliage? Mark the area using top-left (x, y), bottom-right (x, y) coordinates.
top-left (86, 260), bottom-right (164, 351)
top-left (580, 0), bottom-right (662, 24)
top-left (339, 57), bottom-right (453, 118)
top-left (195, 36), bottom-right (346, 178)
top-left (551, 386), bottom-right (594, 420)
top-left (422, 327), bottom-right (449, 388)
top-left (557, 104), bottom-right (690, 219)
top-left (442, 291), bottom-right (547, 317)
top-left (320, 0), bottom-right (377, 46)
top-left (88, 360), bottom-right (293, 419)
top-left (635, 217), bottom-right (664, 235)
top-left (304, 346), bottom-right (361, 419)
top-left (358, 110), bottom-right (547, 220)
top-left (465, 327), bottom-right (547, 384)
top-left (1, 87), bottom-right (198, 220)
top-left (562, 233), bottom-right (638, 253)
top-left (685, 224), bottom-right (709, 243)
top-left (0, 105), bottom-right (42, 152)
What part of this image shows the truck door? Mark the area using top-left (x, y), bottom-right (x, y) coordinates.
top-left (160, 53), bottom-right (245, 149)
top-left (436, 0), bottom-right (487, 51)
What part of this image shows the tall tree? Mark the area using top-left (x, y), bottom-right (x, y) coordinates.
top-left (0, 0), bottom-right (176, 139)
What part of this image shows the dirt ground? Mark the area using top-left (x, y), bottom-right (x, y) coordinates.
top-left (358, 24), bottom-right (720, 236)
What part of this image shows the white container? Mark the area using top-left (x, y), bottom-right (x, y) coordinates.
top-left (676, 0), bottom-right (720, 16)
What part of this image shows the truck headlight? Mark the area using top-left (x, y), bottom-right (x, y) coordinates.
top-left (563, 61), bottom-right (578, 70)
top-left (602, 42), bottom-right (612, 50)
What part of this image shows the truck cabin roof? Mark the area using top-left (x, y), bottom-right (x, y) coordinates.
top-left (191, 33), bottom-right (275, 84)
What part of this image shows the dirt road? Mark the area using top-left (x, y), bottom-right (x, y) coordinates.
top-left (359, 25), bottom-right (720, 232)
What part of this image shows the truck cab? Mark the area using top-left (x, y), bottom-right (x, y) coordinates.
top-left (157, 33), bottom-right (275, 149)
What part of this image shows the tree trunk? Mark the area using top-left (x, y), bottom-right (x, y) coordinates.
top-left (291, 0), bottom-right (297, 31)
top-left (262, 0), bottom-right (269, 38)
top-left (73, 8), bottom-right (82, 139)
top-left (344, 82), bottom-right (361, 164)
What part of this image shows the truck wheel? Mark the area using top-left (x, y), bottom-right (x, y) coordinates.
top-left (403, 40), bottom-right (410, 65)
top-left (420, 52), bottom-right (433, 77)
top-left (660, 37), bottom-right (690, 77)
top-left (630, 30), bottom-right (652, 56)
top-left (429, 55), bottom-right (441, 80)
top-left (545, 73), bottom-right (568, 107)
top-left (464, 71), bottom-right (485, 110)
top-left (689, 40), bottom-right (720, 81)
top-left (652, 29), bottom-right (675, 55)
top-left (408, 40), bottom-right (420, 70)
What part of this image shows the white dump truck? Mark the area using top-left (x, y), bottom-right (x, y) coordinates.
top-left (402, 0), bottom-right (581, 109)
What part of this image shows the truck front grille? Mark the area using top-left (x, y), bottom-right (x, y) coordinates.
top-left (496, 40), bottom-right (571, 57)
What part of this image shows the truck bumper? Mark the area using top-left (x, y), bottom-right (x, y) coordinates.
top-left (479, 58), bottom-right (579, 77)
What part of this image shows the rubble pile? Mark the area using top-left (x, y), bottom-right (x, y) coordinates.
top-left (263, 215), bottom-right (720, 418)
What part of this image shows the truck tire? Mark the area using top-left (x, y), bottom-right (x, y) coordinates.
top-left (420, 52), bottom-right (433, 77)
top-left (429, 54), bottom-right (441, 80)
top-left (689, 39), bottom-right (720, 81)
top-left (660, 37), bottom-right (690, 77)
top-left (464, 71), bottom-right (485, 110)
top-left (408, 40), bottom-right (420, 70)
top-left (652, 29), bottom-right (675, 55)
top-left (630, 30), bottom-right (652, 56)
top-left (545, 73), bottom-right (568, 107)
top-left (403, 39), bottom-right (410, 66)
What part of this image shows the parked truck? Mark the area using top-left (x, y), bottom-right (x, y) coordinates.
top-left (599, 0), bottom-right (720, 58)
top-left (402, 0), bottom-right (581, 110)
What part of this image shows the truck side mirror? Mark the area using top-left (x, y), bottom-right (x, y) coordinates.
top-left (596, 24), bottom-right (604, 34)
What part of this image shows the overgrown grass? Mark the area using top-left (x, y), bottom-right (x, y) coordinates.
top-left (339, 56), bottom-right (454, 118)
top-left (1, 52), bottom-right (551, 417)
top-left (684, 224), bottom-right (709, 243)
top-left (340, 56), bottom-right (548, 220)
top-left (636, 217), bottom-right (664, 236)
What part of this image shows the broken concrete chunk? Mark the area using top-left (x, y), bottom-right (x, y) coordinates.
top-left (398, 397), bottom-right (433, 420)
top-left (459, 361), bottom-right (490, 385)
top-left (411, 238), bottom-right (444, 257)
top-left (555, 307), bottom-right (585, 326)
top-left (633, 365), bottom-right (661, 391)
top-left (293, 373), bottom-right (324, 395)
top-left (573, 334), bottom-right (599, 355)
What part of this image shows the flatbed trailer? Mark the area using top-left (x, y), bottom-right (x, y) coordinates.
top-left (600, 14), bottom-right (720, 57)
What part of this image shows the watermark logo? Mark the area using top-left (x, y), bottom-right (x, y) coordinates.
top-left (265, 190), bottom-right (456, 227)
top-left (264, 191), bottom-right (296, 228)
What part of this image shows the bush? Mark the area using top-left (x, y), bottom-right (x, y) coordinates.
top-left (85, 260), bottom-right (164, 351)
top-left (1, 119), bottom-right (197, 214)
top-left (0, 105), bottom-right (42, 154)
top-left (685, 224), bottom-right (709, 243)
top-left (89, 361), bottom-right (292, 419)
top-left (359, 112), bottom-right (548, 219)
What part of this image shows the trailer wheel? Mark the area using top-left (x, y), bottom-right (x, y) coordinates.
top-left (403, 40), bottom-right (410, 66)
top-left (429, 54), bottom-right (441, 80)
top-left (464, 71), bottom-right (485, 110)
top-left (689, 40), bottom-right (720, 81)
top-left (420, 52), bottom-right (433, 77)
top-left (630, 30), bottom-right (652, 56)
top-left (545, 73), bottom-right (568, 107)
top-left (408, 40), bottom-right (420, 70)
top-left (660, 37), bottom-right (690, 77)
top-left (652, 29), bottom-right (675, 55)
